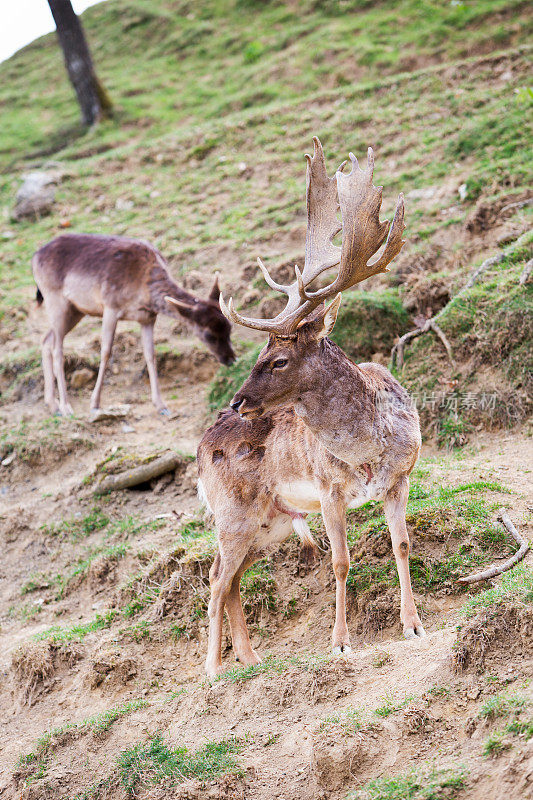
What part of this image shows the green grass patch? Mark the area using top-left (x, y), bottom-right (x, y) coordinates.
top-left (460, 563), bottom-right (533, 618)
top-left (34, 610), bottom-right (117, 643)
top-left (41, 507), bottom-right (110, 539)
top-left (0, 417), bottom-right (94, 463)
top-left (346, 481), bottom-right (514, 594)
top-left (214, 651), bottom-right (332, 685)
top-left (330, 289), bottom-right (410, 362)
top-left (350, 764), bottom-right (468, 799)
top-left (374, 692), bottom-right (415, 718)
top-left (479, 692), bottom-right (529, 721)
top-left (18, 698), bottom-right (148, 782)
top-left (319, 707), bottom-right (364, 735)
top-left (207, 343), bottom-right (262, 410)
top-left (41, 508), bottom-right (164, 542)
top-left (117, 733), bottom-right (243, 795)
top-left (401, 234), bottom-right (533, 442)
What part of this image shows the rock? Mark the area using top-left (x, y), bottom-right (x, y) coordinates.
top-left (458, 183), bottom-right (468, 201)
top-left (115, 198), bottom-right (134, 211)
top-left (70, 368), bottom-right (94, 389)
top-left (241, 288), bottom-right (261, 306)
top-left (89, 404), bottom-right (131, 423)
top-left (13, 172), bottom-right (57, 220)
top-left (182, 270), bottom-right (204, 290)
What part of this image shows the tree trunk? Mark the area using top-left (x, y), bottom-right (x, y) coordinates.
top-left (48, 0), bottom-right (112, 126)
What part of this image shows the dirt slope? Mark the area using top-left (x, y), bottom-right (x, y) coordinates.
top-left (0, 1), bottom-right (532, 798)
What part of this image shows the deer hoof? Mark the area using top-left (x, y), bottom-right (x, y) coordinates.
top-left (158, 407), bottom-right (171, 417)
top-left (205, 662), bottom-right (226, 679)
top-left (235, 650), bottom-right (261, 667)
top-left (58, 404), bottom-right (74, 417)
top-left (404, 625), bottom-right (426, 640)
top-left (332, 644), bottom-right (353, 656)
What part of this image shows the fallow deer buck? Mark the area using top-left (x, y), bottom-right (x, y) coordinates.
top-left (33, 234), bottom-right (235, 416)
top-left (198, 137), bottom-right (424, 677)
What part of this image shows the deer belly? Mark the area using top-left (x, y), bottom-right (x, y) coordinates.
top-left (275, 480), bottom-right (322, 513)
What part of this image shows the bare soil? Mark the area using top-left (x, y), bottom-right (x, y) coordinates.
top-left (0, 291), bottom-right (532, 798)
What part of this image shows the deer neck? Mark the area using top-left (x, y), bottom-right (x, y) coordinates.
top-left (292, 339), bottom-right (376, 464)
top-left (147, 265), bottom-right (196, 316)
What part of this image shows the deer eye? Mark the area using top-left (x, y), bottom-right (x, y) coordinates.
top-left (272, 358), bottom-right (288, 369)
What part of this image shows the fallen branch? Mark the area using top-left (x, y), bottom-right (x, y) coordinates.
top-left (94, 452), bottom-right (182, 495)
top-left (391, 229), bottom-right (532, 370)
top-left (392, 317), bottom-right (454, 370)
top-left (457, 509), bottom-right (530, 585)
top-left (519, 258), bottom-right (532, 285)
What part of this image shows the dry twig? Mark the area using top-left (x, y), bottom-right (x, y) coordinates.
top-left (391, 229), bottom-right (532, 369)
top-left (457, 508), bottom-right (530, 585)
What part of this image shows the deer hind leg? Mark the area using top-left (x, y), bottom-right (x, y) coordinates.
top-left (45, 300), bottom-right (83, 416)
top-left (225, 553), bottom-right (261, 667)
top-left (140, 321), bottom-right (168, 415)
top-left (321, 489), bottom-right (352, 655)
top-left (90, 307), bottom-right (119, 411)
top-left (42, 329), bottom-right (58, 413)
top-left (384, 476), bottom-right (425, 639)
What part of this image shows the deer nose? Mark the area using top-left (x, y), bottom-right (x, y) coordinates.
top-left (231, 398), bottom-right (244, 412)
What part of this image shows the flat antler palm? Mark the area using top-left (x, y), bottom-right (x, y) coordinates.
top-left (220, 136), bottom-right (406, 335)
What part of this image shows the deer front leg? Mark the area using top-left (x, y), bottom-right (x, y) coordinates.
top-left (321, 490), bottom-right (351, 655)
top-left (384, 476), bottom-right (425, 639)
top-left (140, 322), bottom-right (169, 415)
top-left (90, 308), bottom-right (118, 411)
top-left (225, 555), bottom-right (261, 667)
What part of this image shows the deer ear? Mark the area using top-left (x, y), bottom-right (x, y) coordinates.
top-left (165, 295), bottom-right (195, 318)
top-left (316, 293), bottom-right (342, 339)
top-left (208, 273), bottom-right (221, 302)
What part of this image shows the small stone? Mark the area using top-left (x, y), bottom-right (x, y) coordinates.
top-left (121, 423), bottom-right (135, 433)
top-left (115, 198), bottom-right (134, 211)
top-left (89, 404), bottom-right (131, 423)
top-left (70, 367), bottom-right (94, 389)
top-left (1, 452), bottom-right (16, 466)
top-left (242, 288), bottom-right (261, 305)
top-left (13, 171), bottom-right (57, 220)
top-left (458, 183), bottom-right (468, 201)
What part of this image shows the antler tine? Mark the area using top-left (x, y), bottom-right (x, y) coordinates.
top-left (220, 138), bottom-right (406, 336)
top-left (365, 192), bottom-right (406, 275)
top-left (219, 293), bottom-right (286, 332)
top-left (257, 257), bottom-right (288, 294)
top-left (301, 136), bottom-right (342, 287)
top-left (304, 146), bottom-right (405, 303)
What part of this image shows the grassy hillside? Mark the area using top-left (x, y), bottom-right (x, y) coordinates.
top-left (1, 1), bottom-right (531, 327)
top-left (1, 3), bottom-right (533, 799)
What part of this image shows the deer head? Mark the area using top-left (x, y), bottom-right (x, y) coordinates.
top-left (166, 274), bottom-right (235, 365)
top-left (221, 137), bottom-right (406, 417)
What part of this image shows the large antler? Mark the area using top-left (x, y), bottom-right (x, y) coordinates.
top-left (220, 137), bottom-right (406, 335)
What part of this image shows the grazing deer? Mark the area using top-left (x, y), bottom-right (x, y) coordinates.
top-left (198, 138), bottom-right (424, 677)
top-left (33, 234), bottom-right (235, 416)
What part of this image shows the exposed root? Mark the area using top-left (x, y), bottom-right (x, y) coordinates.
top-left (391, 229), bottom-right (532, 370)
top-left (391, 317), bottom-right (454, 370)
top-left (457, 509), bottom-right (530, 585)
